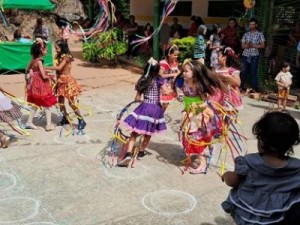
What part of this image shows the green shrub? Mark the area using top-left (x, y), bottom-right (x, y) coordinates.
top-left (171, 36), bottom-right (196, 63)
top-left (82, 28), bottom-right (127, 62)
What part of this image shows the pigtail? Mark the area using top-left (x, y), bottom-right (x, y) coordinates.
top-left (135, 57), bottom-right (160, 93)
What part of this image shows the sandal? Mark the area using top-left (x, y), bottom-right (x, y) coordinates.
top-left (189, 166), bottom-right (207, 174)
top-left (0, 135), bottom-right (10, 148)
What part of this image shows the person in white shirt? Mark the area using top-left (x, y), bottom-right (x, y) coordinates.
top-left (275, 62), bottom-right (293, 110)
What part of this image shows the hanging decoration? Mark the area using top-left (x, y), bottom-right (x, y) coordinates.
top-left (131, 0), bottom-right (179, 49)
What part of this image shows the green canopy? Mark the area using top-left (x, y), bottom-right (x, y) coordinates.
top-left (2, 0), bottom-right (55, 10)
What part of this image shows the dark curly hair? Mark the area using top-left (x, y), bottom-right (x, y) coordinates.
top-left (31, 41), bottom-right (47, 59)
top-left (252, 111), bottom-right (300, 158)
top-left (135, 62), bottom-right (160, 94)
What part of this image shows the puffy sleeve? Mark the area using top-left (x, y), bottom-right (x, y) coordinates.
top-left (234, 156), bottom-right (249, 176)
top-left (156, 76), bottom-right (164, 86)
top-left (159, 60), bottom-right (170, 73)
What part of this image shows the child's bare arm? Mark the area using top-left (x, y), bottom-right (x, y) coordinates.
top-left (222, 171), bottom-right (243, 188)
top-left (276, 81), bottom-right (286, 88)
top-left (134, 91), bottom-right (142, 102)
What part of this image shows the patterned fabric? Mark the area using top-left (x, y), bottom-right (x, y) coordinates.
top-left (241, 31), bottom-right (265, 57)
top-left (57, 75), bottom-right (82, 98)
top-left (275, 71), bottom-right (292, 90)
top-left (194, 35), bottom-right (206, 59)
top-left (122, 78), bottom-right (167, 135)
top-left (209, 34), bottom-right (222, 68)
top-left (222, 154), bottom-right (300, 225)
top-left (159, 60), bottom-right (178, 103)
top-left (0, 93), bottom-right (22, 123)
top-left (27, 60), bottom-right (57, 107)
top-left (221, 26), bottom-right (242, 53)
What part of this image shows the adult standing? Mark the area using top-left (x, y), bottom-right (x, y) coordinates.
top-left (240, 18), bottom-right (265, 92)
top-left (170, 17), bottom-right (183, 37)
top-left (221, 17), bottom-right (243, 55)
top-left (125, 15), bottom-right (138, 59)
top-left (33, 18), bottom-right (49, 41)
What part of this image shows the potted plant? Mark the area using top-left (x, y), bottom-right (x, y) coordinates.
top-left (82, 28), bottom-right (127, 65)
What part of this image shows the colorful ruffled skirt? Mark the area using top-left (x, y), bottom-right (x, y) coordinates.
top-left (27, 72), bottom-right (57, 107)
top-left (56, 74), bottom-right (82, 98)
top-left (0, 92), bottom-right (22, 123)
top-left (122, 102), bottom-right (167, 135)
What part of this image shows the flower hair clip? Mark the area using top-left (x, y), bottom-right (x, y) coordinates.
top-left (147, 57), bottom-right (158, 66)
top-left (224, 47), bottom-right (238, 59)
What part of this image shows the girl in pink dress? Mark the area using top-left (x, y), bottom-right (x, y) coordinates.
top-left (159, 45), bottom-right (180, 112)
top-left (216, 47), bottom-right (243, 111)
top-left (25, 40), bottom-right (57, 131)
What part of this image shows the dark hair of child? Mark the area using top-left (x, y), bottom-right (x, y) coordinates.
top-left (30, 41), bottom-right (46, 59)
top-left (211, 24), bottom-right (220, 34)
top-left (135, 62), bottom-right (160, 94)
top-left (280, 62), bottom-right (290, 70)
top-left (55, 39), bottom-right (74, 61)
top-left (188, 60), bottom-right (227, 96)
top-left (252, 111), bottom-right (300, 158)
top-left (219, 47), bottom-right (242, 70)
top-left (164, 45), bottom-right (179, 59)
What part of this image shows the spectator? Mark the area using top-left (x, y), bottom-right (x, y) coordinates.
top-left (194, 25), bottom-right (207, 64)
top-left (125, 15), bottom-right (138, 59)
top-left (168, 30), bottom-right (180, 49)
top-left (140, 23), bottom-right (153, 53)
top-left (170, 17), bottom-right (183, 37)
top-left (240, 18), bottom-right (265, 92)
top-left (13, 29), bottom-right (32, 43)
top-left (33, 17), bottom-right (49, 41)
top-left (221, 17), bottom-right (244, 55)
top-left (208, 24), bottom-right (223, 70)
top-left (188, 16), bottom-right (205, 37)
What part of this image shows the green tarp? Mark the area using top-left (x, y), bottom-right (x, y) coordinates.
top-left (2, 0), bottom-right (55, 10)
top-left (0, 42), bottom-right (53, 73)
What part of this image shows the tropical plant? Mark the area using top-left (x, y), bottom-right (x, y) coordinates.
top-left (82, 28), bottom-right (127, 63)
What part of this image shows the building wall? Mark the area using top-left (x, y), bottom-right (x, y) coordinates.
top-left (130, 0), bottom-right (229, 28)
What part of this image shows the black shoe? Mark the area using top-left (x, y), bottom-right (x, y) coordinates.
top-left (137, 151), bottom-right (148, 158)
top-left (78, 119), bottom-right (86, 130)
top-left (117, 152), bottom-right (132, 167)
top-left (57, 116), bottom-right (69, 126)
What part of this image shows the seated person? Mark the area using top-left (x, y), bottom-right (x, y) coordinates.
top-left (13, 30), bottom-right (32, 43)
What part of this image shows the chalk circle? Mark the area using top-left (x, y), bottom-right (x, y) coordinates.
top-left (142, 190), bottom-right (197, 216)
top-left (53, 133), bottom-right (90, 145)
top-left (77, 144), bottom-right (106, 159)
top-left (0, 173), bottom-right (17, 192)
top-left (0, 197), bottom-right (39, 224)
top-left (24, 222), bottom-right (57, 225)
top-left (101, 164), bottom-right (148, 180)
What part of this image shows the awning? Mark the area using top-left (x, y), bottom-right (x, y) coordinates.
top-left (2, 0), bottom-right (55, 10)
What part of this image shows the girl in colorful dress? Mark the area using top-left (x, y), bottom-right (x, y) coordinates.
top-left (0, 87), bottom-right (23, 148)
top-left (46, 39), bottom-right (86, 130)
top-left (208, 24), bottom-right (223, 71)
top-left (177, 60), bottom-right (227, 174)
top-left (216, 47), bottom-right (243, 110)
top-left (159, 45), bottom-right (181, 112)
top-left (222, 111), bottom-right (300, 225)
top-left (117, 58), bottom-right (170, 167)
top-left (25, 41), bottom-right (57, 131)
top-left (194, 25), bottom-right (207, 64)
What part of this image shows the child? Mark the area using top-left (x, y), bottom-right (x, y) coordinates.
top-left (222, 111), bottom-right (300, 225)
top-left (216, 47), bottom-right (243, 110)
top-left (177, 60), bottom-right (227, 174)
top-left (0, 87), bottom-right (23, 148)
top-left (46, 39), bottom-right (86, 130)
top-left (194, 25), bottom-right (207, 64)
top-left (159, 45), bottom-right (181, 112)
top-left (208, 24), bottom-right (223, 71)
top-left (275, 62), bottom-right (292, 110)
top-left (25, 40), bottom-right (57, 131)
top-left (117, 58), bottom-right (170, 166)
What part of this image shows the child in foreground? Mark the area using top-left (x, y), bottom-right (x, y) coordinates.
top-left (222, 111), bottom-right (300, 225)
top-left (117, 58), bottom-right (171, 167)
